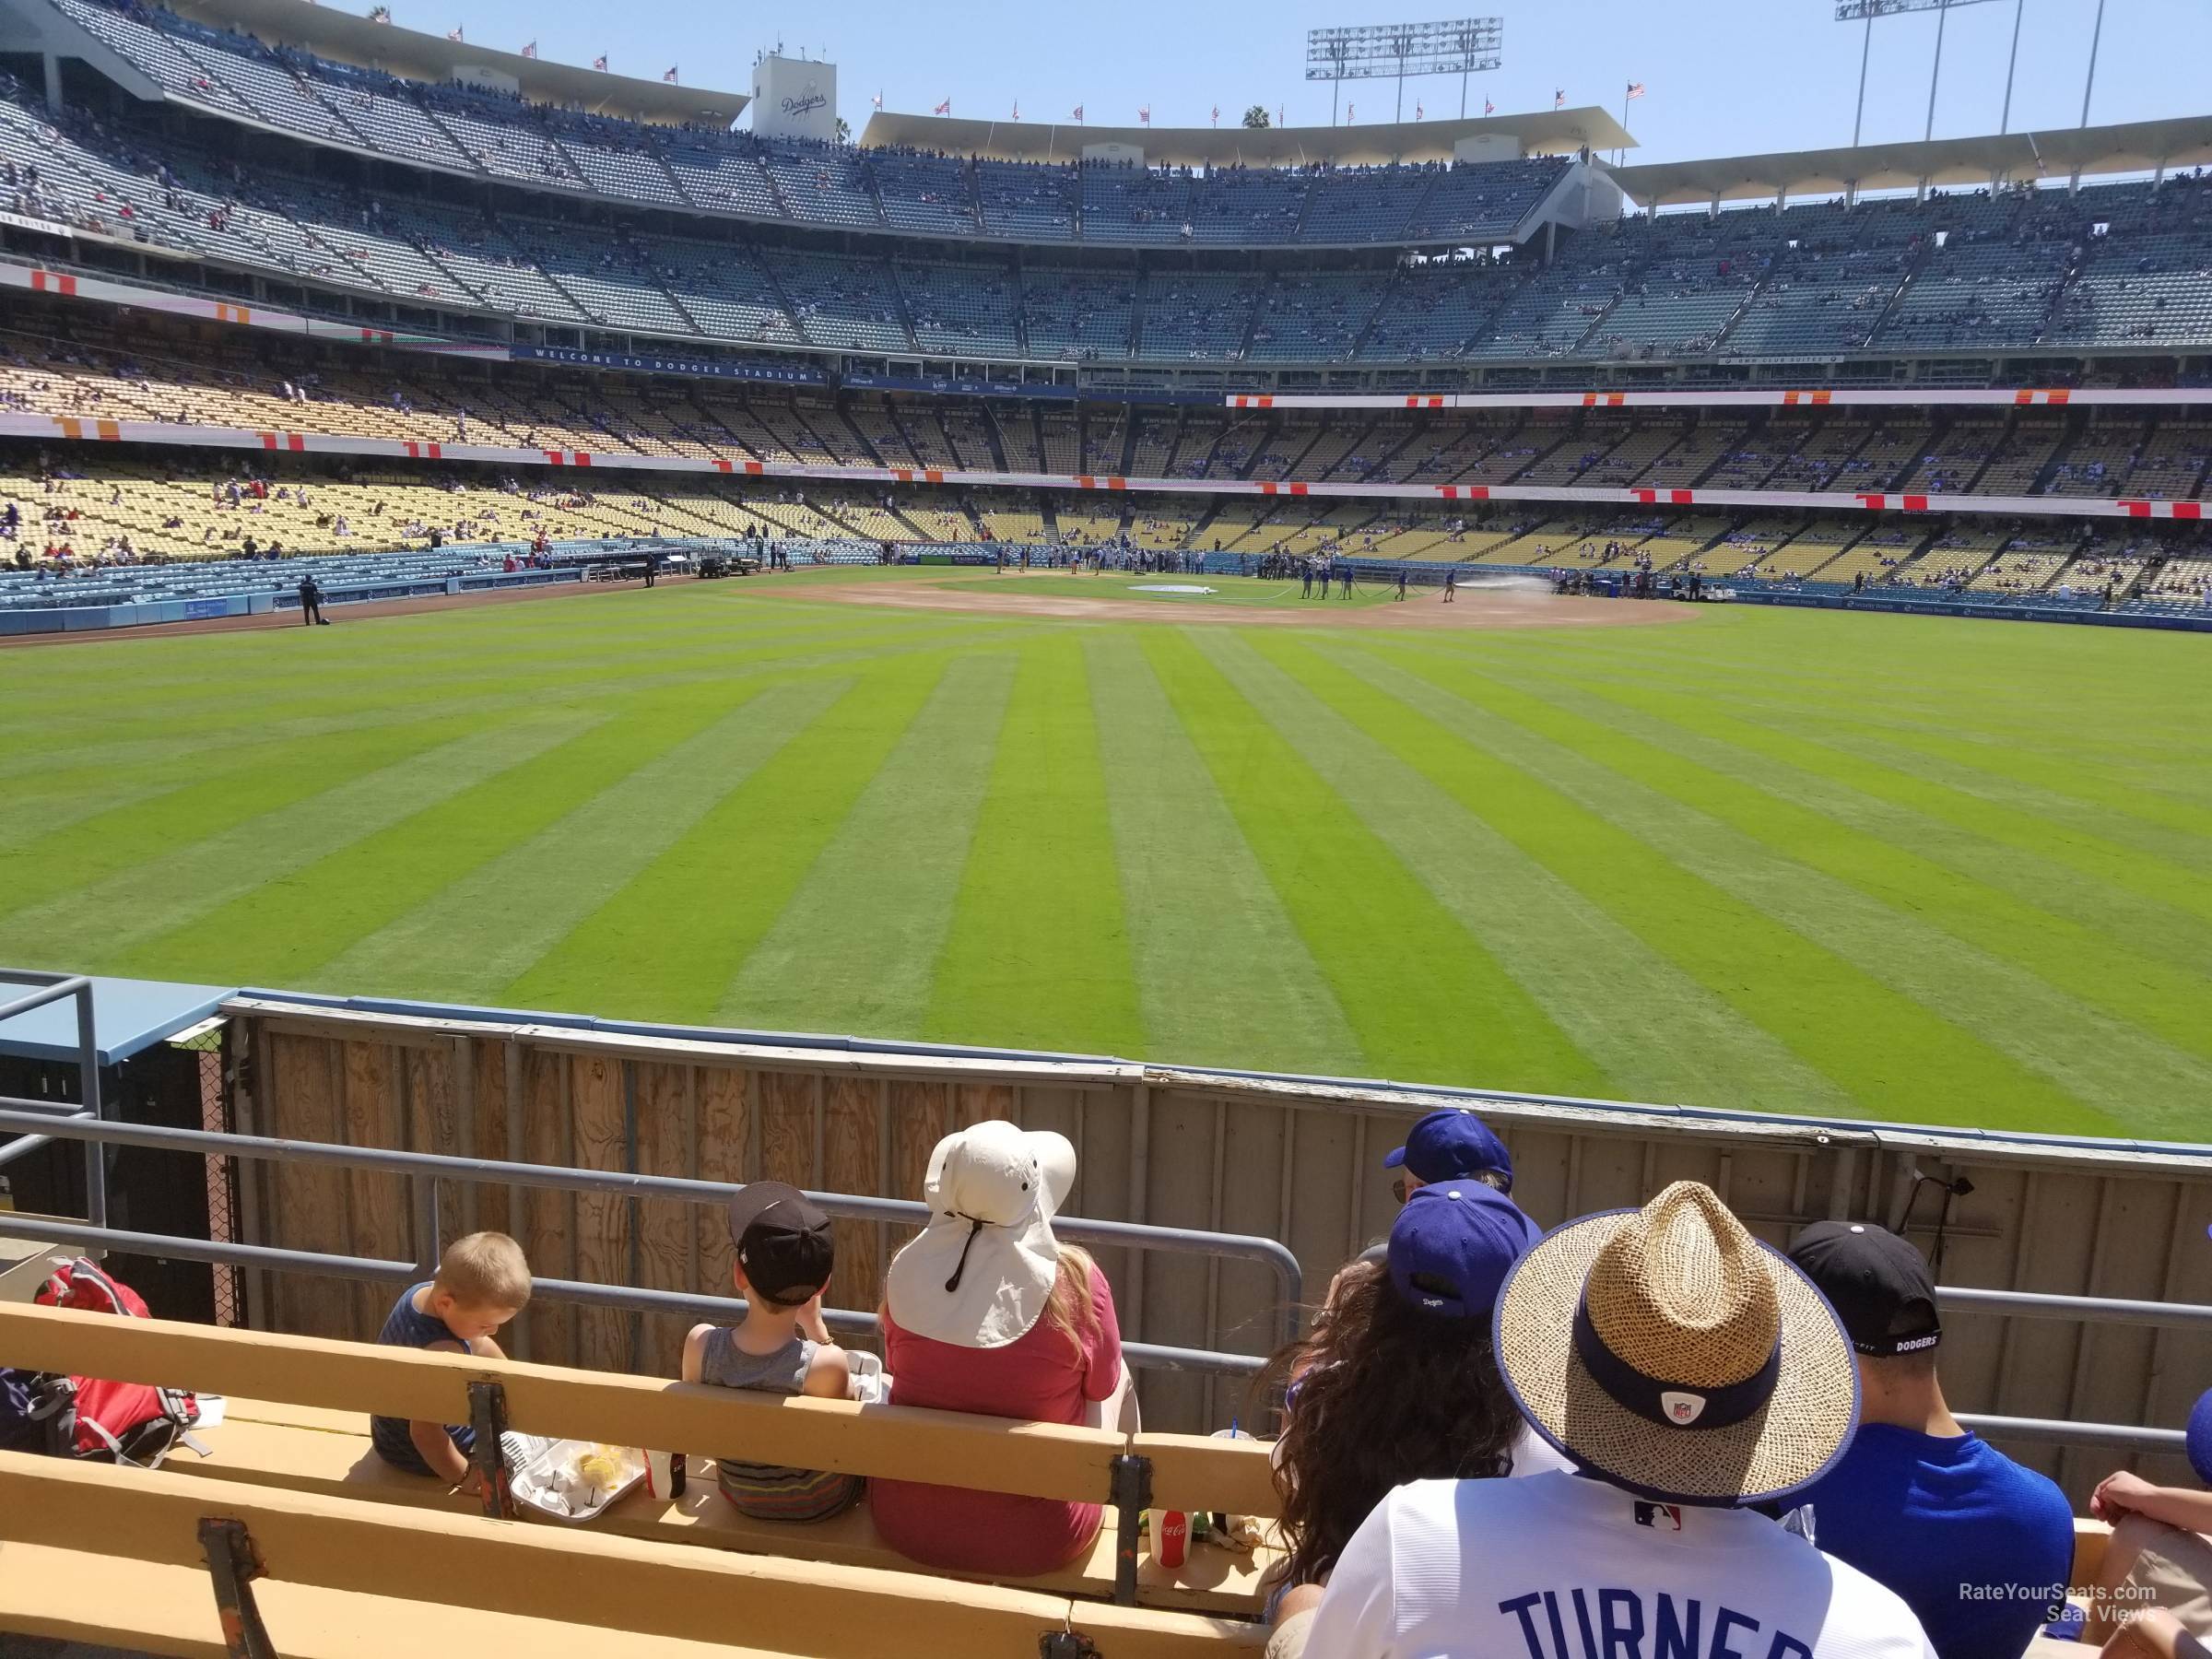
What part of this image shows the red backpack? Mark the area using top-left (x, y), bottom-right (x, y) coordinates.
top-left (21, 1257), bottom-right (203, 1466)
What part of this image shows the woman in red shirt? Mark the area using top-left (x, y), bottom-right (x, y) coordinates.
top-left (873, 1121), bottom-right (1127, 1579)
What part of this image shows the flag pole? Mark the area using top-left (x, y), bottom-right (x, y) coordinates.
top-left (1998, 0), bottom-right (2024, 135)
top-left (1852, 6), bottom-right (1872, 147)
top-left (2079, 0), bottom-right (2106, 127)
top-left (1924, 0), bottom-right (1949, 145)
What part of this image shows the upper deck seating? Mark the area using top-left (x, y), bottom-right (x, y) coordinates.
top-left (1406, 157), bottom-right (1567, 243)
top-left (1300, 165), bottom-right (1437, 244)
top-left (865, 150), bottom-right (981, 237)
top-left (976, 159), bottom-right (1078, 240)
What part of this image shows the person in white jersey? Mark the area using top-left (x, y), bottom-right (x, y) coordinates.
top-left (1302, 1180), bottom-right (1937, 1659)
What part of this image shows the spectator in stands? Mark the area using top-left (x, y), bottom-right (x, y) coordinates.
top-left (1384, 1108), bottom-right (1513, 1203)
top-left (872, 1122), bottom-right (1129, 1578)
top-left (1350, 1108), bottom-right (1516, 1272)
top-left (369, 1231), bottom-right (532, 1488)
top-left (1301, 1181), bottom-right (1936, 1658)
top-left (1785, 1222), bottom-right (2072, 1659)
top-left (2079, 1387), bottom-right (2212, 1644)
top-left (1260, 1181), bottom-right (1561, 1659)
top-left (678, 1182), bottom-right (862, 1522)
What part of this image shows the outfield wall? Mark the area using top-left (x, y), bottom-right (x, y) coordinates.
top-left (0, 565), bottom-right (585, 637)
top-left (221, 992), bottom-right (2212, 1502)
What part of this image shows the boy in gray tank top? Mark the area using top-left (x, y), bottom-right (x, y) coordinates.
top-left (680, 1181), bottom-right (862, 1522)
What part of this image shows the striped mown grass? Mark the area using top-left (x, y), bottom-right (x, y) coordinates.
top-left (4, 573), bottom-right (2207, 1138)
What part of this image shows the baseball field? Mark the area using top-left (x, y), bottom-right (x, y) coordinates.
top-left (5, 566), bottom-right (2207, 1141)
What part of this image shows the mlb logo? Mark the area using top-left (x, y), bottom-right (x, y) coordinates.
top-left (1634, 1502), bottom-right (1684, 1532)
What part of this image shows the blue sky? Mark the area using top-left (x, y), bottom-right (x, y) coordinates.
top-left (410, 0), bottom-right (2204, 165)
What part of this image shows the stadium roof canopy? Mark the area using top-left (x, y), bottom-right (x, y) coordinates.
top-left (858, 107), bottom-right (1632, 167)
top-left (1611, 115), bottom-right (2212, 207)
top-left (165, 0), bottom-right (748, 123)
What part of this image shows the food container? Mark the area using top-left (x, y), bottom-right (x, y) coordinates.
top-left (503, 1434), bottom-right (647, 1524)
top-left (846, 1348), bottom-right (892, 1406)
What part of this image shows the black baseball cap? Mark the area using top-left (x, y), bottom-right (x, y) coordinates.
top-left (726, 1182), bottom-right (834, 1305)
top-left (1787, 1220), bottom-right (1941, 1358)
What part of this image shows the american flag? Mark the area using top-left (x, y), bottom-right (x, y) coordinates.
top-left (663, 65), bottom-right (677, 82)
top-left (871, 90), bottom-right (882, 110)
top-left (1072, 103), bottom-right (1083, 122)
top-left (934, 97), bottom-right (951, 116)
top-left (445, 25), bottom-right (462, 41)
top-left (592, 53), bottom-right (606, 70)
top-left (519, 41), bottom-right (535, 58)
top-left (1347, 101), bottom-right (1354, 123)
top-left (1484, 98), bottom-right (1494, 115)
top-left (1627, 81), bottom-right (1646, 100)
top-left (1012, 100), bottom-right (1020, 119)
top-left (1138, 104), bottom-right (1150, 125)
top-left (1210, 104), bottom-right (1219, 127)
top-left (1554, 88), bottom-right (1566, 109)
top-left (1415, 100), bottom-right (1423, 120)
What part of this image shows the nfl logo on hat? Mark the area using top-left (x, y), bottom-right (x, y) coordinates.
top-left (1662, 1392), bottom-right (1706, 1426)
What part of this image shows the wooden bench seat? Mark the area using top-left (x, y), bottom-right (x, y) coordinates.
top-left (2075, 1516), bottom-right (2113, 1585)
top-left (0, 1452), bottom-right (1266, 1659)
top-left (185, 1396), bottom-right (1278, 1616)
top-left (0, 1541), bottom-right (786, 1659)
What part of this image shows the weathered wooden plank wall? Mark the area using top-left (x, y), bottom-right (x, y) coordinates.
top-left (230, 1005), bottom-right (2212, 1504)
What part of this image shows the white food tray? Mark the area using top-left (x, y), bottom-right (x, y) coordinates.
top-left (502, 1435), bottom-right (645, 1524)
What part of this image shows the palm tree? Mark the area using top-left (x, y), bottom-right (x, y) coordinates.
top-left (1241, 105), bottom-right (1270, 129)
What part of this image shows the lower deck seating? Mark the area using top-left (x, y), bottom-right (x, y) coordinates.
top-left (2, 1453), bottom-right (1261, 1659)
top-left (177, 1396), bottom-right (1274, 1616)
top-left (0, 1300), bottom-right (1277, 1655)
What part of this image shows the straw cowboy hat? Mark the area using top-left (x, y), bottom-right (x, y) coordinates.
top-left (885, 1121), bottom-right (1077, 1350)
top-left (1492, 1180), bottom-right (1859, 1508)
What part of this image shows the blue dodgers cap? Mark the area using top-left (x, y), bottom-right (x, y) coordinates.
top-left (1388, 1182), bottom-right (1541, 1320)
top-left (2189, 1388), bottom-right (2212, 1486)
top-left (1382, 1109), bottom-right (1514, 1192)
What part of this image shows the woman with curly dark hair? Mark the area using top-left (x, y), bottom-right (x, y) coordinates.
top-left (1254, 1182), bottom-right (1562, 1659)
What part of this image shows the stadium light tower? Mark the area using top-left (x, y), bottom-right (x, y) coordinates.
top-left (1304, 18), bottom-right (1502, 126)
top-left (1835, 0), bottom-right (2006, 148)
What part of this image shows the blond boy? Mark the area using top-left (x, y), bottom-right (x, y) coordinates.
top-left (370, 1231), bottom-right (531, 1487)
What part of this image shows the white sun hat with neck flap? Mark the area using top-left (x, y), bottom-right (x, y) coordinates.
top-left (886, 1120), bottom-right (1078, 1349)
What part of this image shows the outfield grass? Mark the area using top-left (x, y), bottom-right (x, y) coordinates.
top-left (6, 575), bottom-right (2210, 1139)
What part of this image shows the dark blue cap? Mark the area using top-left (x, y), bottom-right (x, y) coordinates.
top-left (2189, 1388), bottom-right (2212, 1486)
top-left (1382, 1109), bottom-right (1513, 1192)
top-left (1388, 1182), bottom-right (1540, 1321)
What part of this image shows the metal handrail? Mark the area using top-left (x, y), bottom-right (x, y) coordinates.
top-left (0, 1213), bottom-right (1254, 1378)
top-left (0, 1104), bottom-right (1300, 1321)
top-left (0, 972), bottom-right (102, 1228)
top-left (1938, 1285), bottom-right (2212, 1330)
top-left (0, 1105), bottom-right (1295, 1378)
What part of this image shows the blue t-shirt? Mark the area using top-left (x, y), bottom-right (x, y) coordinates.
top-left (1798, 1424), bottom-right (2073, 1659)
top-left (369, 1282), bottom-right (477, 1477)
